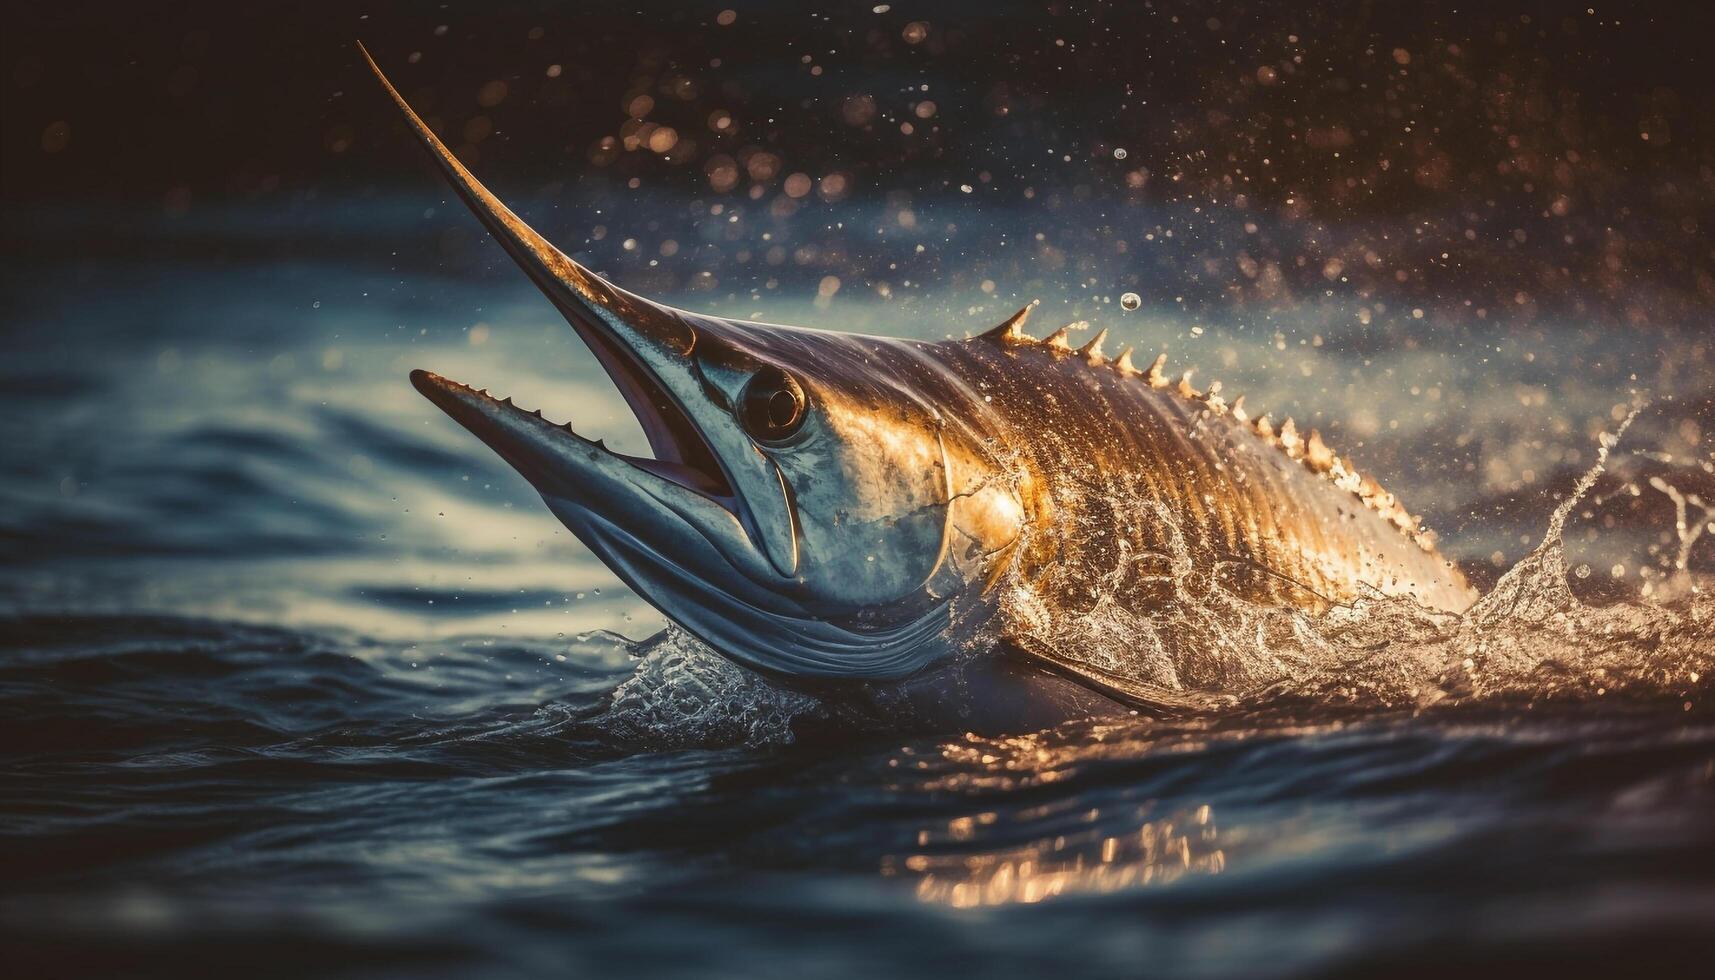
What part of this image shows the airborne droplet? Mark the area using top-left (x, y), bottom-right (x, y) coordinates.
top-left (1120, 292), bottom-right (1142, 311)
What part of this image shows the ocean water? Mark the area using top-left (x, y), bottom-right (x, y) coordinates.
top-left (3, 197), bottom-right (1714, 977)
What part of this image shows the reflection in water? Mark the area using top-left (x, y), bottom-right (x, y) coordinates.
top-left (889, 798), bottom-right (1224, 907)
top-left (877, 727), bottom-right (1234, 907)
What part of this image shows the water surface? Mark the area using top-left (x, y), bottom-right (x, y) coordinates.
top-left (3, 190), bottom-right (1713, 977)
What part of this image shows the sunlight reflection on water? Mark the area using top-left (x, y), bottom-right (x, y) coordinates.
top-left (891, 801), bottom-right (1225, 907)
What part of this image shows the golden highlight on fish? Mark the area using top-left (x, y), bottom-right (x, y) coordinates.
top-left (362, 44), bottom-right (1474, 726)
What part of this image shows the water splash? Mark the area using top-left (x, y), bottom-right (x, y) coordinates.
top-left (589, 627), bottom-right (824, 747)
top-left (1648, 474), bottom-right (1715, 592)
top-left (1289, 408), bottom-right (1711, 710)
top-left (994, 407), bottom-right (1713, 714)
top-left (579, 411), bottom-right (1710, 750)
top-left (1467, 408), bottom-right (1639, 630)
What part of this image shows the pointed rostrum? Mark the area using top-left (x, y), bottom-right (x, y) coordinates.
top-left (360, 42), bottom-right (804, 578)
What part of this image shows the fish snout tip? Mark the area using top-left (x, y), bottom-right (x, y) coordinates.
top-left (409, 368), bottom-right (441, 396)
top-left (410, 369), bottom-right (462, 412)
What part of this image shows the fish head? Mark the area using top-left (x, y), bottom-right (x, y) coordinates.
top-left (369, 47), bottom-right (1021, 681)
top-left (679, 315), bottom-right (961, 611)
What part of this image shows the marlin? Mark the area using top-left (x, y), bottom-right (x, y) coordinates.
top-left (363, 47), bottom-right (1475, 727)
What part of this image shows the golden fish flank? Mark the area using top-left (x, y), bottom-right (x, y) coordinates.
top-left (968, 300), bottom-right (1434, 551)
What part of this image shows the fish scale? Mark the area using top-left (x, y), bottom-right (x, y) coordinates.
top-left (936, 324), bottom-right (1475, 615)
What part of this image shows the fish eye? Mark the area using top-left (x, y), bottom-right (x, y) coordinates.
top-left (739, 366), bottom-right (807, 442)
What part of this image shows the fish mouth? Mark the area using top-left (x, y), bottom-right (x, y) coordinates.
top-left (365, 42), bottom-right (962, 680)
top-left (556, 311), bottom-right (732, 498)
top-left (407, 290), bottom-right (735, 504)
top-left (406, 364), bottom-right (785, 601)
top-left (363, 41), bottom-right (800, 578)
top-left (409, 367), bottom-right (953, 682)
top-left (408, 364), bottom-right (731, 503)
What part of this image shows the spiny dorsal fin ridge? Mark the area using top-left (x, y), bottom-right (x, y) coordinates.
top-left (1255, 416), bottom-right (1424, 545)
top-left (980, 301), bottom-right (1039, 344)
top-left (1144, 353), bottom-right (1169, 388)
top-left (995, 312), bottom-right (1432, 552)
top-left (1078, 327), bottom-right (1109, 362)
top-left (1333, 459), bottom-right (1363, 495)
top-left (1304, 429), bottom-right (1334, 472)
top-left (1201, 380), bottom-right (1227, 414)
top-left (1279, 417), bottom-right (1303, 458)
top-left (1044, 321), bottom-right (1087, 351)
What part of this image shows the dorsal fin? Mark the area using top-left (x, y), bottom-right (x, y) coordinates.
top-left (1042, 323), bottom-right (1438, 555)
top-left (1078, 327), bottom-right (1109, 362)
top-left (1113, 347), bottom-right (1140, 376)
top-left (1144, 353), bottom-right (1169, 388)
top-left (980, 301), bottom-right (1039, 344)
top-left (1202, 380), bottom-right (1226, 414)
top-left (1278, 417), bottom-right (1303, 457)
top-left (1216, 393), bottom-right (1425, 546)
top-left (1304, 429), bottom-right (1334, 472)
top-left (1044, 321), bottom-right (1086, 351)
top-left (1333, 459), bottom-right (1363, 494)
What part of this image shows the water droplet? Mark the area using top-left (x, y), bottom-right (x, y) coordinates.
top-left (1113, 147), bottom-right (1128, 160)
top-left (1120, 292), bottom-right (1142, 311)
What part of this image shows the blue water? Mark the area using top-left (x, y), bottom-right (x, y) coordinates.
top-left (3, 199), bottom-right (1714, 976)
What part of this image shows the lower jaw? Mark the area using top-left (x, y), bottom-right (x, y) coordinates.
top-left (563, 509), bottom-right (960, 681)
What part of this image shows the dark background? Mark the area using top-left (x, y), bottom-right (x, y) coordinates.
top-left (7, 0), bottom-right (1715, 324)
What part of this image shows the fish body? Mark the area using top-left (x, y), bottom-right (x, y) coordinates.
top-left (362, 46), bottom-right (1472, 717)
top-left (936, 329), bottom-right (1473, 615)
